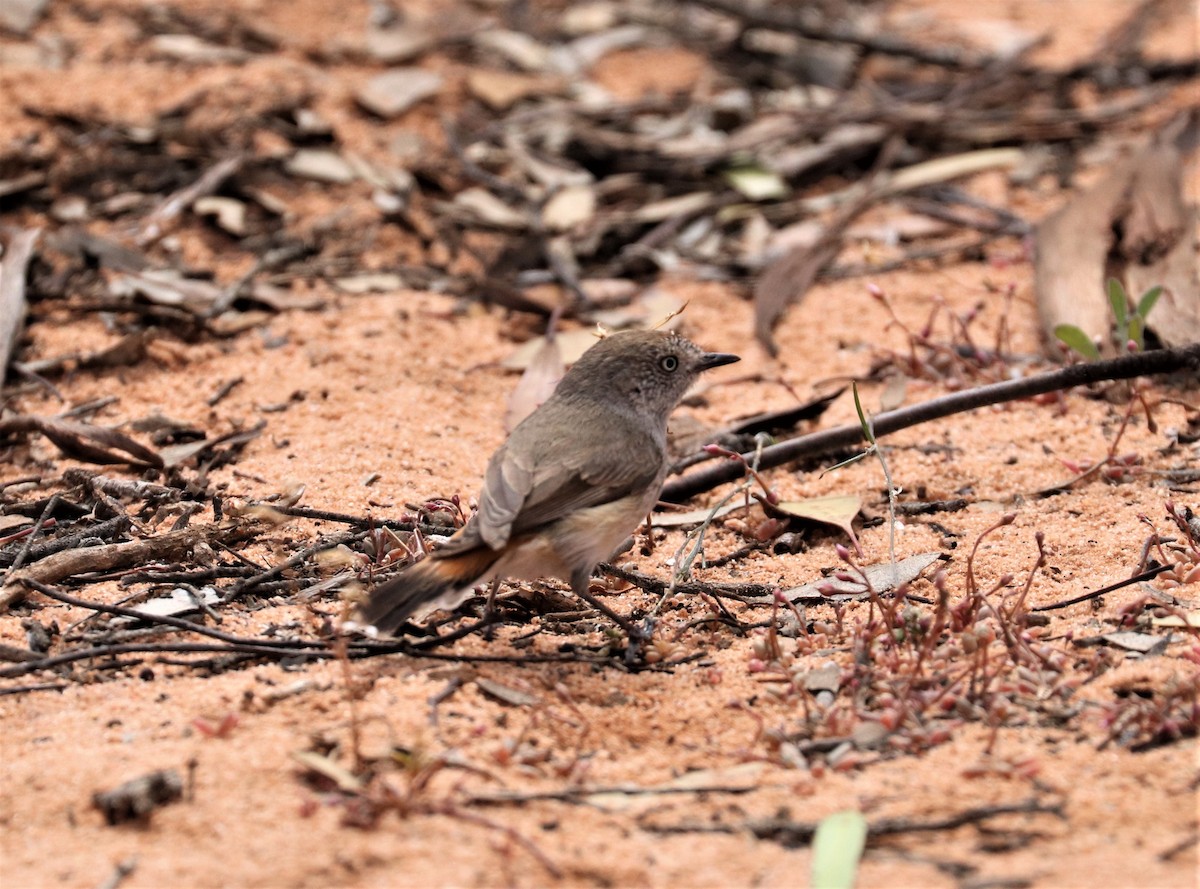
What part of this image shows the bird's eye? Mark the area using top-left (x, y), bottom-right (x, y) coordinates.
top-left (660, 355), bottom-right (679, 372)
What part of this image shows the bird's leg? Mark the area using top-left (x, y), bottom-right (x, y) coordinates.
top-left (481, 577), bottom-right (502, 640)
top-left (570, 567), bottom-right (648, 644)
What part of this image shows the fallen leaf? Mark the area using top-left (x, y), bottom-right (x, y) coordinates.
top-left (454, 188), bottom-right (528, 229)
top-left (476, 677), bottom-right (540, 707)
top-left (504, 333), bottom-right (563, 432)
top-left (1100, 631), bottom-right (1171, 655)
top-left (652, 500), bottom-right (748, 529)
top-left (467, 69), bottom-right (563, 110)
top-left (364, 26), bottom-right (432, 63)
top-left (148, 34), bottom-right (251, 64)
top-left (1152, 612), bottom-right (1200, 628)
top-left (334, 273), bottom-right (403, 294)
top-left (119, 586), bottom-right (220, 623)
top-left (158, 422), bottom-right (265, 469)
top-left (778, 552), bottom-right (943, 604)
top-left (754, 195), bottom-right (867, 356)
top-left (356, 68), bottom-right (443, 118)
top-left (724, 164), bottom-right (789, 201)
top-left (285, 149), bottom-right (357, 184)
top-left (193, 196), bottom-right (248, 236)
top-left (589, 287), bottom-right (684, 330)
top-left (112, 270), bottom-right (224, 315)
top-left (1036, 113), bottom-right (1200, 356)
top-left (502, 328), bottom-right (600, 369)
top-left (291, 750), bottom-right (363, 793)
top-left (541, 184), bottom-right (596, 231)
top-left (474, 30), bottom-right (551, 71)
top-left (766, 495), bottom-right (863, 554)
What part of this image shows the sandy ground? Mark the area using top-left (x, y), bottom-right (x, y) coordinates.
top-left (1, 1), bottom-right (1198, 887)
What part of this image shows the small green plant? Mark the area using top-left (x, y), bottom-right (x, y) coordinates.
top-left (811, 810), bottom-right (868, 889)
top-left (822, 383), bottom-right (899, 566)
top-left (1054, 278), bottom-right (1163, 359)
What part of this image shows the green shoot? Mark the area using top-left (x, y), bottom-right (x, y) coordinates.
top-left (1055, 279), bottom-right (1164, 359)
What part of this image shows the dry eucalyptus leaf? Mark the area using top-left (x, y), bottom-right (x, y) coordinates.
top-left (476, 677), bottom-right (540, 707)
top-left (474, 30), bottom-right (551, 71)
top-left (777, 552), bottom-right (943, 605)
top-left (285, 149), bottom-right (356, 184)
top-left (158, 422), bottom-right (264, 469)
top-left (334, 273), bottom-right (403, 294)
top-left (148, 34), bottom-right (252, 64)
top-left (112, 270), bottom-right (223, 315)
top-left (502, 328), bottom-right (600, 370)
top-left (364, 26), bottom-right (433, 63)
top-left (1100, 632), bottom-right (1170, 655)
top-left (454, 188), bottom-right (527, 229)
top-left (632, 192), bottom-right (713, 224)
top-left (541, 184), bottom-right (596, 231)
top-left (0, 227), bottom-right (39, 375)
top-left (193, 196), bottom-right (248, 236)
top-left (208, 310), bottom-right (272, 336)
top-left (589, 288), bottom-right (684, 330)
top-left (561, 2), bottom-right (618, 35)
top-left (356, 68), bottom-right (443, 118)
top-left (121, 587), bottom-right (220, 623)
top-left (724, 165), bottom-right (789, 201)
top-left (291, 750), bottom-right (362, 793)
top-left (1152, 613), bottom-right (1200, 628)
top-left (552, 24), bottom-right (647, 73)
top-left (652, 500), bottom-right (747, 529)
top-left (766, 495), bottom-right (863, 554)
top-left (754, 235), bottom-right (843, 357)
top-left (504, 333), bottom-right (563, 432)
top-left (248, 283), bottom-right (325, 311)
top-left (467, 69), bottom-right (563, 110)
top-left (879, 374), bottom-right (908, 412)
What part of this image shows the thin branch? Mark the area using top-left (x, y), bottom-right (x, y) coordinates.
top-left (1031, 564), bottom-right (1172, 611)
top-left (662, 343), bottom-right (1200, 502)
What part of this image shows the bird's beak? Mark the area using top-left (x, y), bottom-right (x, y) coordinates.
top-left (697, 351), bottom-right (740, 371)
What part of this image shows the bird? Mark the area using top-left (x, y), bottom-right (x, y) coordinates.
top-left (358, 327), bottom-right (739, 638)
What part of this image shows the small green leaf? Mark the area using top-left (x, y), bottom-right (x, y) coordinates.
top-left (1107, 278), bottom-right (1129, 327)
top-left (1053, 324), bottom-right (1100, 360)
top-left (1136, 285), bottom-right (1163, 319)
top-left (812, 810), bottom-right (868, 889)
top-left (852, 383), bottom-right (875, 445)
top-left (821, 450), bottom-right (872, 476)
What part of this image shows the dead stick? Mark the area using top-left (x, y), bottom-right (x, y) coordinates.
top-left (750, 798), bottom-right (1064, 844)
top-left (22, 580), bottom-right (336, 649)
top-left (662, 343), bottom-right (1200, 502)
top-left (1031, 564), bottom-right (1171, 611)
top-left (0, 514), bottom-right (132, 569)
top-left (0, 526), bottom-right (209, 612)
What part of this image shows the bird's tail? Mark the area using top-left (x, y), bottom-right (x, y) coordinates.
top-left (358, 546), bottom-right (501, 635)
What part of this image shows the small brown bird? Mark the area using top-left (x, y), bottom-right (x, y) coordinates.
top-left (360, 328), bottom-right (739, 637)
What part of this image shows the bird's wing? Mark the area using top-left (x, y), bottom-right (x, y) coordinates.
top-left (437, 410), bottom-right (662, 555)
